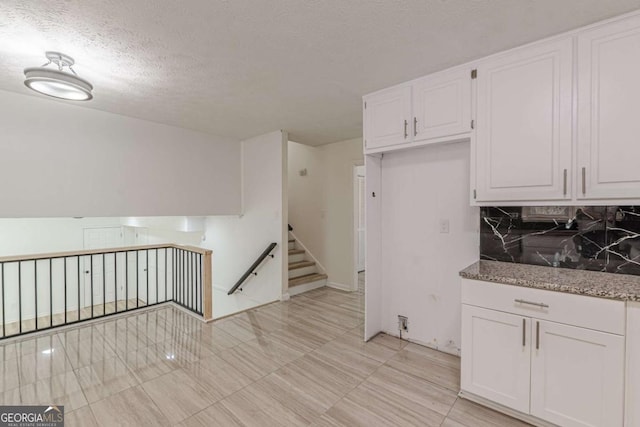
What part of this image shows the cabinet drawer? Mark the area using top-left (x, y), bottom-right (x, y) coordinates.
top-left (461, 279), bottom-right (625, 335)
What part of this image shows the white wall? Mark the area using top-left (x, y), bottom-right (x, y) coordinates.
top-left (323, 138), bottom-right (364, 290)
top-left (0, 216), bottom-right (203, 257)
top-left (205, 131), bottom-right (287, 318)
top-left (287, 137), bottom-right (364, 290)
top-left (288, 141), bottom-right (327, 270)
top-left (0, 132), bottom-right (288, 323)
top-left (0, 126), bottom-right (287, 323)
top-left (376, 142), bottom-right (479, 354)
top-left (0, 89), bottom-right (241, 217)
top-left (121, 217), bottom-right (204, 246)
top-left (0, 217), bottom-right (120, 257)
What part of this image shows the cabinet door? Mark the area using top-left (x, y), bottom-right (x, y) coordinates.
top-left (475, 38), bottom-right (573, 202)
top-left (577, 15), bottom-right (640, 200)
top-left (363, 86), bottom-right (412, 151)
top-left (413, 68), bottom-right (471, 142)
top-left (461, 305), bottom-right (531, 413)
top-left (530, 320), bottom-right (624, 427)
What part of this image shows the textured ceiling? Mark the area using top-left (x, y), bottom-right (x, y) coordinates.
top-left (1, 1), bottom-right (640, 145)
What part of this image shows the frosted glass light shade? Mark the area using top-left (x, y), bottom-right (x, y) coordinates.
top-left (24, 68), bottom-right (93, 101)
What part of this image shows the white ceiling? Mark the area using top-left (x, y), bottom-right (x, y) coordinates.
top-left (1, 1), bottom-right (640, 146)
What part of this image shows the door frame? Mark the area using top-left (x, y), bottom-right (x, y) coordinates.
top-left (352, 162), bottom-right (365, 292)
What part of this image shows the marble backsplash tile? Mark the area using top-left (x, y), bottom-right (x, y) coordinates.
top-left (480, 206), bottom-right (640, 276)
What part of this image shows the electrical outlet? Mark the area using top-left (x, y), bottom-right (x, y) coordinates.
top-left (439, 219), bottom-right (450, 233)
top-left (398, 315), bottom-right (408, 332)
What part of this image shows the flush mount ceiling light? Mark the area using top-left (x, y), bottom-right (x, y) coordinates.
top-left (24, 51), bottom-right (93, 101)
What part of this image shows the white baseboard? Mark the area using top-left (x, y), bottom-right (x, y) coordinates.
top-left (381, 329), bottom-right (461, 356)
top-left (280, 292), bottom-right (290, 301)
top-left (327, 281), bottom-right (354, 291)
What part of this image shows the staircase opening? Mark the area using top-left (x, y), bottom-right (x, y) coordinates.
top-left (287, 231), bottom-right (327, 296)
top-left (287, 139), bottom-right (365, 295)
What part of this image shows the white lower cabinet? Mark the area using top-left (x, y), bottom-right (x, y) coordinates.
top-left (530, 320), bottom-right (625, 427)
top-left (461, 282), bottom-right (626, 427)
top-left (461, 305), bottom-right (531, 413)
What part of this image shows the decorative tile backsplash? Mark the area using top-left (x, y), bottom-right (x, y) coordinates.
top-left (480, 206), bottom-right (640, 276)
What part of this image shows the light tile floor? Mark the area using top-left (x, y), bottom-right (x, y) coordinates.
top-left (0, 273), bottom-right (530, 426)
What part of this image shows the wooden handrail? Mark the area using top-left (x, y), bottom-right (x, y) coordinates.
top-left (0, 243), bottom-right (212, 263)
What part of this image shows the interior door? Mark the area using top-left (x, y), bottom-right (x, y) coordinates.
top-left (83, 227), bottom-right (123, 309)
top-left (461, 305), bottom-right (531, 413)
top-left (530, 320), bottom-right (624, 427)
top-left (122, 227), bottom-right (149, 304)
top-left (475, 37), bottom-right (573, 202)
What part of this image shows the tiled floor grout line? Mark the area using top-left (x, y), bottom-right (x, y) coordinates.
top-left (75, 322), bottom-right (143, 422)
top-left (86, 309), bottom-right (208, 426)
top-left (137, 381), bottom-right (173, 425)
top-left (181, 292), bottom-right (367, 426)
top-left (440, 396), bottom-right (459, 426)
top-left (68, 308), bottom-right (181, 423)
top-left (166, 299), bottom-right (359, 425)
top-left (312, 344), bottom-right (401, 425)
top-left (60, 334), bottom-right (93, 418)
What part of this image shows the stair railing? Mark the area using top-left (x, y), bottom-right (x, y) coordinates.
top-left (0, 243), bottom-right (212, 340)
top-left (228, 242), bottom-right (277, 295)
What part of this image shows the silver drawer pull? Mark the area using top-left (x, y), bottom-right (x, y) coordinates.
top-left (514, 299), bottom-right (549, 309)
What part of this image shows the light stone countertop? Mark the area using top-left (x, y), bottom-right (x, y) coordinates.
top-left (460, 260), bottom-right (640, 302)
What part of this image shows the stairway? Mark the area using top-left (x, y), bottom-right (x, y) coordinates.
top-left (288, 235), bottom-right (327, 296)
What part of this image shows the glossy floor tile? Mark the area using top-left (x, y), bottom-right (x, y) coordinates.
top-left (0, 272), bottom-right (530, 426)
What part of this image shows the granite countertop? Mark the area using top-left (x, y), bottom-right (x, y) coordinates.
top-left (460, 260), bottom-right (640, 302)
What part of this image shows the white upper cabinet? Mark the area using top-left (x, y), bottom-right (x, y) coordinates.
top-left (413, 68), bottom-right (472, 142)
top-left (364, 68), bottom-right (472, 154)
top-left (577, 14), bottom-right (640, 200)
top-left (363, 86), bottom-right (412, 150)
top-left (363, 11), bottom-right (640, 203)
top-left (474, 38), bottom-right (573, 202)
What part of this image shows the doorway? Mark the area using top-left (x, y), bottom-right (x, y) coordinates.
top-left (82, 227), bottom-right (123, 309)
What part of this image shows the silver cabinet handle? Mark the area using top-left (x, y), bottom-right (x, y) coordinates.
top-left (582, 167), bottom-right (586, 195)
top-left (404, 120), bottom-right (408, 139)
top-left (536, 321), bottom-right (540, 350)
top-left (514, 299), bottom-right (549, 309)
top-left (414, 117), bottom-right (418, 136)
top-left (522, 318), bottom-right (526, 347)
top-left (563, 169), bottom-right (567, 196)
